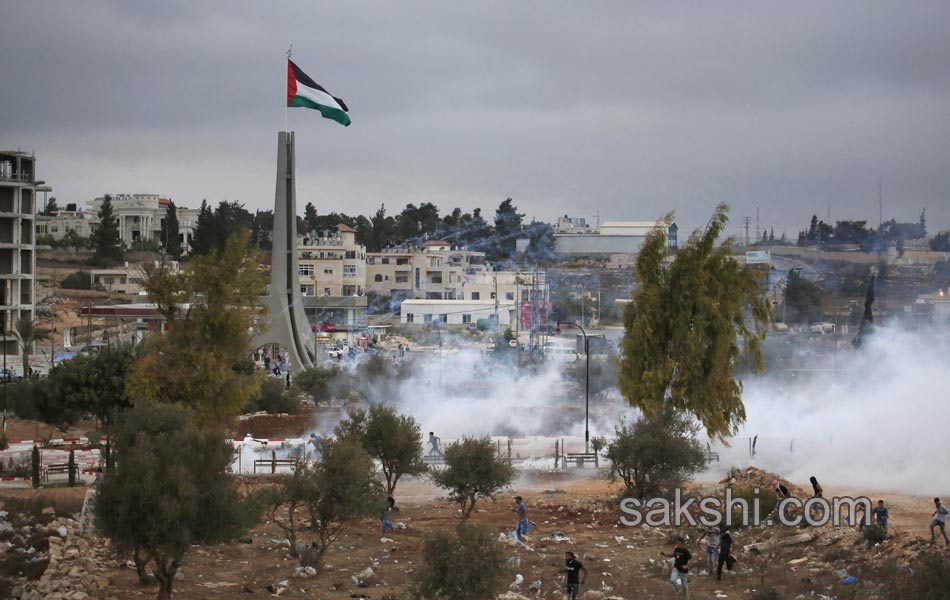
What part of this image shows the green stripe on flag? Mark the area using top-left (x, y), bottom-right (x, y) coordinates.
top-left (289, 95), bottom-right (351, 126)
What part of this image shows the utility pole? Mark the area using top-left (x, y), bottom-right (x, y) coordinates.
top-left (755, 207), bottom-right (760, 243)
top-left (741, 216), bottom-right (752, 247)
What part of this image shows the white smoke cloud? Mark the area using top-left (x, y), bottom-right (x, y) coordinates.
top-left (718, 318), bottom-right (950, 494)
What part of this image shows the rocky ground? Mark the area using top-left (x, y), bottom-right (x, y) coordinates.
top-left (0, 469), bottom-right (946, 600)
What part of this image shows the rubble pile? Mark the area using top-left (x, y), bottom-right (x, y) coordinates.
top-left (12, 510), bottom-right (111, 600)
top-left (719, 466), bottom-right (807, 497)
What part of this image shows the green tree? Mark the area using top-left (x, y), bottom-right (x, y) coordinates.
top-left (303, 202), bottom-right (319, 233)
top-left (160, 201), bottom-right (182, 260)
top-left (306, 437), bottom-right (384, 567)
top-left (604, 412), bottom-right (707, 499)
top-left (126, 229), bottom-right (267, 426)
top-left (42, 196), bottom-right (59, 216)
top-left (48, 345), bottom-right (133, 430)
top-left (9, 379), bottom-right (82, 432)
top-left (264, 462), bottom-right (320, 564)
top-left (244, 377), bottom-right (299, 414)
top-left (784, 270), bottom-right (823, 323)
top-left (414, 523), bottom-right (511, 600)
top-left (67, 449), bottom-right (76, 487)
top-left (189, 199), bottom-right (214, 256)
top-left (291, 365), bottom-right (339, 405)
top-left (91, 194), bottom-right (123, 265)
top-left (60, 270), bottom-right (92, 290)
top-left (30, 445), bottom-right (39, 489)
top-left (62, 229), bottom-right (90, 252)
top-left (335, 404), bottom-right (428, 495)
top-left (930, 231), bottom-right (950, 252)
top-left (95, 403), bottom-right (255, 600)
top-left (619, 205), bottom-right (770, 441)
top-left (13, 318), bottom-right (50, 377)
top-left (430, 436), bottom-right (516, 520)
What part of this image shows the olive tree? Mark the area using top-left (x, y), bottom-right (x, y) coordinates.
top-left (335, 404), bottom-right (428, 495)
top-left (95, 404), bottom-right (255, 599)
top-left (604, 411), bottom-right (707, 500)
top-left (430, 436), bottom-right (516, 519)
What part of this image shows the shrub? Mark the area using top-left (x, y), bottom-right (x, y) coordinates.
top-left (430, 436), bottom-right (516, 519)
top-left (245, 378), bottom-right (299, 414)
top-left (863, 524), bottom-right (887, 545)
top-left (604, 411), bottom-right (707, 499)
top-left (882, 552), bottom-right (950, 600)
top-left (727, 485), bottom-right (778, 528)
top-left (67, 449), bottom-right (76, 487)
top-left (414, 523), bottom-right (511, 600)
top-left (30, 446), bottom-right (40, 489)
top-left (60, 271), bottom-right (92, 290)
top-left (751, 586), bottom-right (781, 600)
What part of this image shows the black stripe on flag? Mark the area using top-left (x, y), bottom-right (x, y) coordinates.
top-left (290, 60), bottom-right (349, 112)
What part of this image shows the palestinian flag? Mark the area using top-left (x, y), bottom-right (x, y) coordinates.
top-left (287, 60), bottom-right (351, 126)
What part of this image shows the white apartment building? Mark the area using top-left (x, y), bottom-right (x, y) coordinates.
top-left (297, 224), bottom-right (366, 298)
top-left (400, 299), bottom-right (515, 327)
top-left (89, 194), bottom-right (200, 249)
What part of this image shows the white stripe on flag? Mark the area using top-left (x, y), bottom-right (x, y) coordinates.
top-left (296, 82), bottom-right (344, 111)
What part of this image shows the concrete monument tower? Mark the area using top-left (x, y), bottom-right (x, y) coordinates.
top-left (255, 131), bottom-right (314, 372)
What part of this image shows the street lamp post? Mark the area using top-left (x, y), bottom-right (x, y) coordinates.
top-left (556, 320), bottom-right (589, 453)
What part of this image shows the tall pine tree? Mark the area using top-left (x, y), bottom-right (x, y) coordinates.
top-left (189, 199), bottom-right (214, 256)
top-left (92, 195), bottom-right (123, 265)
top-left (161, 201), bottom-right (182, 260)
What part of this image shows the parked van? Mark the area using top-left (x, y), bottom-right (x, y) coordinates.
top-left (544, 346), bottom-right (580, 363)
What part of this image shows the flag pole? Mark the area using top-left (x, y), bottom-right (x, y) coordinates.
top-left (285, 45), bottom-right (293, 132)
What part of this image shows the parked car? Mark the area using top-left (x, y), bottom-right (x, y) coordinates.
top-left (0, 369), bottom-right (22, 383)
top-left (326, 347), bottom-right (343, 359)
top-left (543, 346), bottom-right (580, 363)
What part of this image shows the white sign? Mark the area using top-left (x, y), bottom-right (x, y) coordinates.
top-left (745, 250), bottom-right (772, 265)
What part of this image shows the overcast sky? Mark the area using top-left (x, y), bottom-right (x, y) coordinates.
top-left (3, 1), bottom-right (949, 236)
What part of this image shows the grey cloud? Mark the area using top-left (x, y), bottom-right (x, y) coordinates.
top-left (1, 0), bottom-right (948, 234)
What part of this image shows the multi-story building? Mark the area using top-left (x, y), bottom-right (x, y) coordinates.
top-left (366, 240), bottom-right (491, 300)
top-left (35, 207), bottom-right (95, 239)
top-left (297, 224), bottom-right (366, 298)
top-left (0, 150), bottom-right (48, 357)
top-left (296, 224), bottom-right (368, 341)
top-left (38, 194), bottom-right (200, 251)
top-left (88, 194), bottom-right (200, 249)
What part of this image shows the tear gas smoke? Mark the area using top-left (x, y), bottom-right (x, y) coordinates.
top-left (721, 318), bottom-right (950, 494)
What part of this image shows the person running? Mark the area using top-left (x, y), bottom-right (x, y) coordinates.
top-left (427, 432), bottom-right (442, 458)
top-left (871, 500), bottom-right (889, 536)
top-left (772, 480), bottom-right (791, 520)
top-left (662, 544), bottom-right (692, 599)
top-left (698, 524), bottom-right (720, 575)
top-left (716, 528), bottom-right (734, 581)
top-left (380, 496), bottom-right (397, 540)
top-left (931, 497), bottom-right (949, 545)
top-left (809, 476), bottom-right (823, 497)
top-left (515, 496), bottom-right (534, 542)
top-left (562, 551), bottom-right (587, 600)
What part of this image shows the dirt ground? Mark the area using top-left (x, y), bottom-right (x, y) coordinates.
top-left (2, 471), bottom-right (947, 600)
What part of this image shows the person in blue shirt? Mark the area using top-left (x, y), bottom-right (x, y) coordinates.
top-left (871, 500), bottom-right (889, 536)
top-left (931, 497), bottom-right (949, 545)
top-left (515, 496), bottom-right (534, 542)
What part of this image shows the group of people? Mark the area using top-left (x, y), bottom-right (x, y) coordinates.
top-left (663, 524), bottom-right (736, 599)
